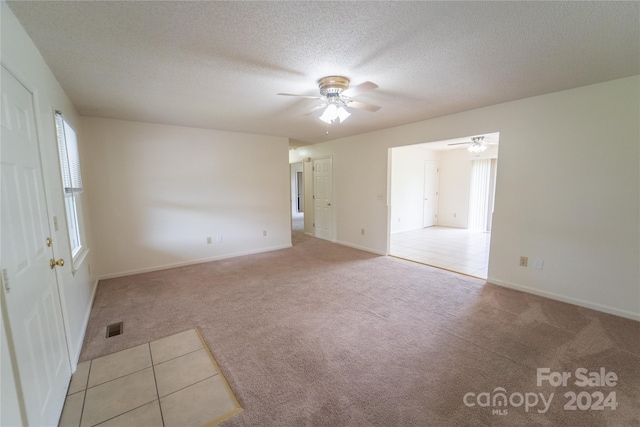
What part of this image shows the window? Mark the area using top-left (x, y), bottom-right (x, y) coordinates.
top-left (54, 111), bottom-right (85, 263)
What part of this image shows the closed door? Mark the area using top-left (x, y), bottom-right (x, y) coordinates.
top-left (313, 157), bottom-right (333, 240)
top-left (423, 161), bottom-right (439, 227)
top-left (1, 65), bottom-right (71, 426)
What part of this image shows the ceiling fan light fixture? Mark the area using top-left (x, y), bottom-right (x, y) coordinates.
top-left (319, 103), bottom-right (337, 124)
top-left (278, 75), bottom-right (379, 126)
top-left (467, 136), bottom-right (488, 153)
top-left (336, 106), bottom-right (351, 122)
top-left (467, 143), bottom-right (488, 154)
top-left (319, 103), bottom-right (351, 124)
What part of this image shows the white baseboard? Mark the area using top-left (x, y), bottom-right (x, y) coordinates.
top-left (435, 223), bottom-right (466, 229)
top-left (334, 240), bottom-right (386, 256)
top-left (70, 277), bottom-right (99, 372)
top-left (97, 244), bottom-right (293, 280)
top-left (488, 278), bottom-right (640, 322)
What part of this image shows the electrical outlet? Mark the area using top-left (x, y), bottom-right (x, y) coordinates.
top-left (453, 213), bottom-right (457, 218)
top-left (206, 236), bottom-right (212, 244)
top-left (519, 256), bottom-right (528, 267)
top-left (263, 230), bottom-right (267, 237)
top-left (217, 235), bottom-right (223, 243)
top-left (361, 228), bottom-right (365, 236)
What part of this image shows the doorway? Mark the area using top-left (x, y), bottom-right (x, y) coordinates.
top-left (389, 134), bottom-right (499, 279)
top-left (290, 162), bottom-right (303, 232)
top-left (296, 171), bottom-right (304, 213)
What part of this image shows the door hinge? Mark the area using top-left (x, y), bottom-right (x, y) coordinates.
top-left (1, 269), bottom-right (9, 293)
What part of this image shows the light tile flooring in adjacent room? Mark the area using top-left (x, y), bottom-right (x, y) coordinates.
top-left (59, 329), bottom-right (242, 427)
top-left (390, 226), bottom-right (490, 278)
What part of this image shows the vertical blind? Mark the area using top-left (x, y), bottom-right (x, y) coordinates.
top-left (55, 111), bottom-right (83, 194)
top-left (468, 158), bottom-right (491, 231)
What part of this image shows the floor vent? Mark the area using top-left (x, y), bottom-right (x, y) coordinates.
top-left (106, 322), bottom-right (123, 338)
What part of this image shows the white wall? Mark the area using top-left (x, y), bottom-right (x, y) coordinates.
top-left (390, 145), bottom-right (440, 233)
top-left (437, 145), bottom-right (499, 228)
top-left (1, 2), bottom-right (96, 364)
top-left (437, 148), bottom-right (471, 228)
top-left (291, 76), bottom-right (640, 320)
top-left (81, 117), bottom-right (291, 278)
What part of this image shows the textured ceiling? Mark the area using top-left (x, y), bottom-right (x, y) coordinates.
top-left (7, 1), bottom-right (640, 146)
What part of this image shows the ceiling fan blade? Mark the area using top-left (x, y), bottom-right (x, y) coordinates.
top-left (277, 93), bottom-right (323, 99)
top-left (303, 104), bottom-right (327, 116)
top-left (447, 142), bottom-right (471, 146)
top-left (347, 101), bottom-right (381, 112)
top-left (343, 81), bottom-right (378, 97)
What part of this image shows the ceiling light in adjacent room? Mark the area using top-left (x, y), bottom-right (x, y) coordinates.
top-left (467, 137), bottom-right (488, 153)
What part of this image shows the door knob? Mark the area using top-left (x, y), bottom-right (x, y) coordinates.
top-left (327, 202), bottom-right (332, 206)
top-left (50, 258), bottom-right (65, 269)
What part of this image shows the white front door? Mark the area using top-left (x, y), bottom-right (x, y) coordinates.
top-left (423, 161), bottom-right (439, 227)
top-left (1, 65), bottom-right (71, 426)
top-left (313, 157), bottom-right (333, 240)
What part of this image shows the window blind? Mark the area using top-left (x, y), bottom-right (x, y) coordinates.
top-left (55, 111), bottom-right (83, 194)
top-left (468, 158), bottom-right (491, 231)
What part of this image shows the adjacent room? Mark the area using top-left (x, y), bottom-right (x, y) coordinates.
top-left (2, 2), bottom-right (639, 427)
top-left (389, 134), bottom-right (499, 278)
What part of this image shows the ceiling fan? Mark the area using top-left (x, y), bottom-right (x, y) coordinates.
top-left (448, 136), bottom-right (497, 153)
top-left (277, 76), bottom-right (381, 124)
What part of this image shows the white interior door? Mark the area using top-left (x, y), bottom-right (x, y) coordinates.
top-left (313, 157), bottom-right (333, 240)
top-left (1, 65), bottom-right (71, 426)
top-left (422, 161), bottom-right (439, 227)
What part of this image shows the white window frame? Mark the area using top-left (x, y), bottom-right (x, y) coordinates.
top-left (54, 111), bottom-right (87, 272)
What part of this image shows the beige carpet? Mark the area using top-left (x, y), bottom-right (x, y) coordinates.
top-left (80, 232), bottom-right (640, 426)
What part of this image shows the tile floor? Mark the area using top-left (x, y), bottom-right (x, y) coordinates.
top-left (390, 226), bottom-right (491, 278)
top-left (59, 329), bottom-right (242, 427)
top-left (292, 211), bottom-right (303, 231)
